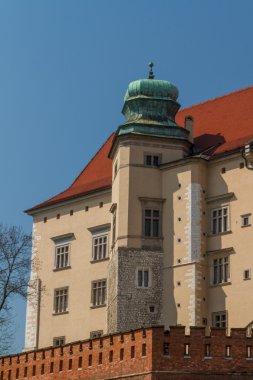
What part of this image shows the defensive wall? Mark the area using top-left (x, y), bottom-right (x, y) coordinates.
top-left (1, 326), bottom-right (253, 380)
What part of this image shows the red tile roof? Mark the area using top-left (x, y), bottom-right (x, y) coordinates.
top-left (26, 86), bottom-right (253, 213)
top-left (176, 85), bottom-right (253, 155)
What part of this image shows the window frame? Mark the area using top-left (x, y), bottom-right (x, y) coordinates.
top-left (241, 214), bottom-right (251, 228)
top-left (92, 233), bottom-right (109, 262)
top-left (144, 209), bottom-right (160, 238)
top-left (244, 269), bottom-right (251, 280)
top-left (136, 268), bottom-right (151, 288)
top-left (54, 242), bottom-right (71, 270)
top-left (211, 205), bottom-right (230, 235)
top-left (91, 279), bottom-right (107, 307)
top-left (51, 233), bottom-right (75, 271)
top-left (89, 224), bottom-right (110, 262)
top-left (212, 311), bottom-right (227, 328)
top-left (53, 336), bottom-right (65, 347)
top-left (212, 256), bottom-right (230, 285)
top-left (53, 287), bottom-right (69, 314)
top-left (144, 153), bottom-right (162, 167)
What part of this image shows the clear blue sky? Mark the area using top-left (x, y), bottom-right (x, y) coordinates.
top-left (0, 0), bottom-right (252, 354)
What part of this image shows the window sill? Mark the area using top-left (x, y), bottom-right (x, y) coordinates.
top-left (53, 266), bottom-right (71, 272)
top-left (208, 231), bottom-right (232, 237)
top-left (136, 286), bottom-right (151, 289)
top-left (90, 257), bottom-right (109, 264)
top-left (142, 236), bottom-right (163, 240)
top-left (90, 304), bottom-right (106, 309)
top-left (241, 224), bottom-right (251, 228)
top-left (210, 281), bottom-right (231, 288)
top-left (52, 311), bottom-right (69, 316)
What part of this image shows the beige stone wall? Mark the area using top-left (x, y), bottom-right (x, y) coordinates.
top-left (25, 135), bottom-right (253, 348)
top-left (206, 154), bottom-right (253, 330)
top-left (28, 191), bottom-right (111, 348)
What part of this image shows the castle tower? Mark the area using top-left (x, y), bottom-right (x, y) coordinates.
top-left (107, 65), bottom-right (205, 333)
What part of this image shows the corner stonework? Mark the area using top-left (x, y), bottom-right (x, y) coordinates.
top-left (107, 247), bottom-right (163, 334)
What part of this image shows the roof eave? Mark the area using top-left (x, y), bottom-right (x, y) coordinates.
top-left (25, 185), bottom-right (112, 216)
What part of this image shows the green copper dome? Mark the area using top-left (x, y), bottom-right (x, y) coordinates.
top-left (116, 66), bottom-right (190, 143)
top-left (124, 79), bottom-right (179, 102)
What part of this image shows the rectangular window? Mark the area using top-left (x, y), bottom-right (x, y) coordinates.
top-left (241, 214), bottom-right (251, 227)
top-left (54, 288), bottom-right (68, 314)
top-left (55, 243), bottom-right (70, 269)
top-left (212, 257), bottom-right (229, 285)
top-left (212, 311), bottom-right (227, 328)
top-left (137, 269), bottom-right (150, 288)
top-left (90, 330), bottom-right (103, 339)
top-left (244, 269), bottom-right (251, 280)
top-left (92, 234), bottom-right (108, 261)
top-left (144, 209), bottom-right (160, 237)
top-left (144, 154), bottom-right (161, 167)
top-left (53, 336), bottom-right (65, 347)
top-left (91, 280), bottom-right (106, 306)
top-left (211, 206), bottom-right (229, 234)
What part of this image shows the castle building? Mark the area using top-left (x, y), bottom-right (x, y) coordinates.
top-left (24, 66), bottom-right (253, 351)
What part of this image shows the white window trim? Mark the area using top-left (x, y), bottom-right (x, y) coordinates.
top-left (211, 205), bottom-right (230, 235)
top-left (54, 242), bottom-right (71, 269)
top-left (91, 279), bottom-right (107, 307)
top-left (211, 256), bottom-right (230, 285)
top-left (53, 287), bottom-right (69, 314)
top-left (92, 232), bottom-right (109, 261)
top-left (241, 213), bottom-right (251, 227)
top-left (136, 268), bottom-right (151, 288)
top-left (88, 224), bottom-right (110, 262)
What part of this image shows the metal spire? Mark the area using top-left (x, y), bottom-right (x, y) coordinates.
top-left (148, 62), bottom-right (154, 79)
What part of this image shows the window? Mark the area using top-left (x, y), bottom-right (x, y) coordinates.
top-left (137, 269), bottom-right (150, 288)
top-left (241, 214), bottom-right (251, 227)
top-left (90, 330), bottom-right (103, 339)
top-left (212, 257), bottom-right (230, 284)
top-left (54, 288), bottom-right (68, 314)
top-left (244, 269), bottom-right (251, 280)
top-left (55, 243), bottom-right (70, 269)
top-left (144, 154), bottom-right (161, 167)
top-left (92, 234), bottom-right (108, 261)
top-left (211, 206), bottom-right (229, 234)
top-left (53, 337), bottom-right (65, 347)
top-left (212, 311), bottom-right (227, 328)
top-left (144, 209), bottom-right (160, 237)
top-left (91, 280), bottom-right (106, 306)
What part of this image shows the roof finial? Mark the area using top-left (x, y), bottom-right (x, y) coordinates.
top-left (148, 62), bottom-right (154, 79)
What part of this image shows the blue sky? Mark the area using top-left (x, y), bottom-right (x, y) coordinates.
top-left (0, 0), bottom-right (252, 353)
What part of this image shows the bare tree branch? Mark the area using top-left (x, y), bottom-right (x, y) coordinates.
top-left (0, 224), bottom-right (33, 354)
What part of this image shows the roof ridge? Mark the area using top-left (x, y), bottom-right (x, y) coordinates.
top-left (180, 85), bottom-right (253, 112)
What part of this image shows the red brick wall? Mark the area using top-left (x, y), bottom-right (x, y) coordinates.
top-left (1, 326), bottom-right (253, 380)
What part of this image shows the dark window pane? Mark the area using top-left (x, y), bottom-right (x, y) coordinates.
top-left (153, 156), bottom-right (159, 166)
top-left (144, 271), bottom-right (149, 287)
top-left (153, 220), bottom-right (159, 237)
top-left (145, 155), bottom-right (152, 165)
top-left (145, 219), bottom-right (151, 236)
top-left (138, 271), bottom-right (143, 287)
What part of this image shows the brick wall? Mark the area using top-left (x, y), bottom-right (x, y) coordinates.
top-left (1, 326), bottom-right (253, 380)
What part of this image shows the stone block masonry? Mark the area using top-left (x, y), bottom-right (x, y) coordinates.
top-left (107, 248), bottom-right (163, 333)
top-left (1, 326), bottom-right (253, 380)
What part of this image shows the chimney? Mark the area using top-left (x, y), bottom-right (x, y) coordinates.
top-left (184, 115), bottom-right (194, 143)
